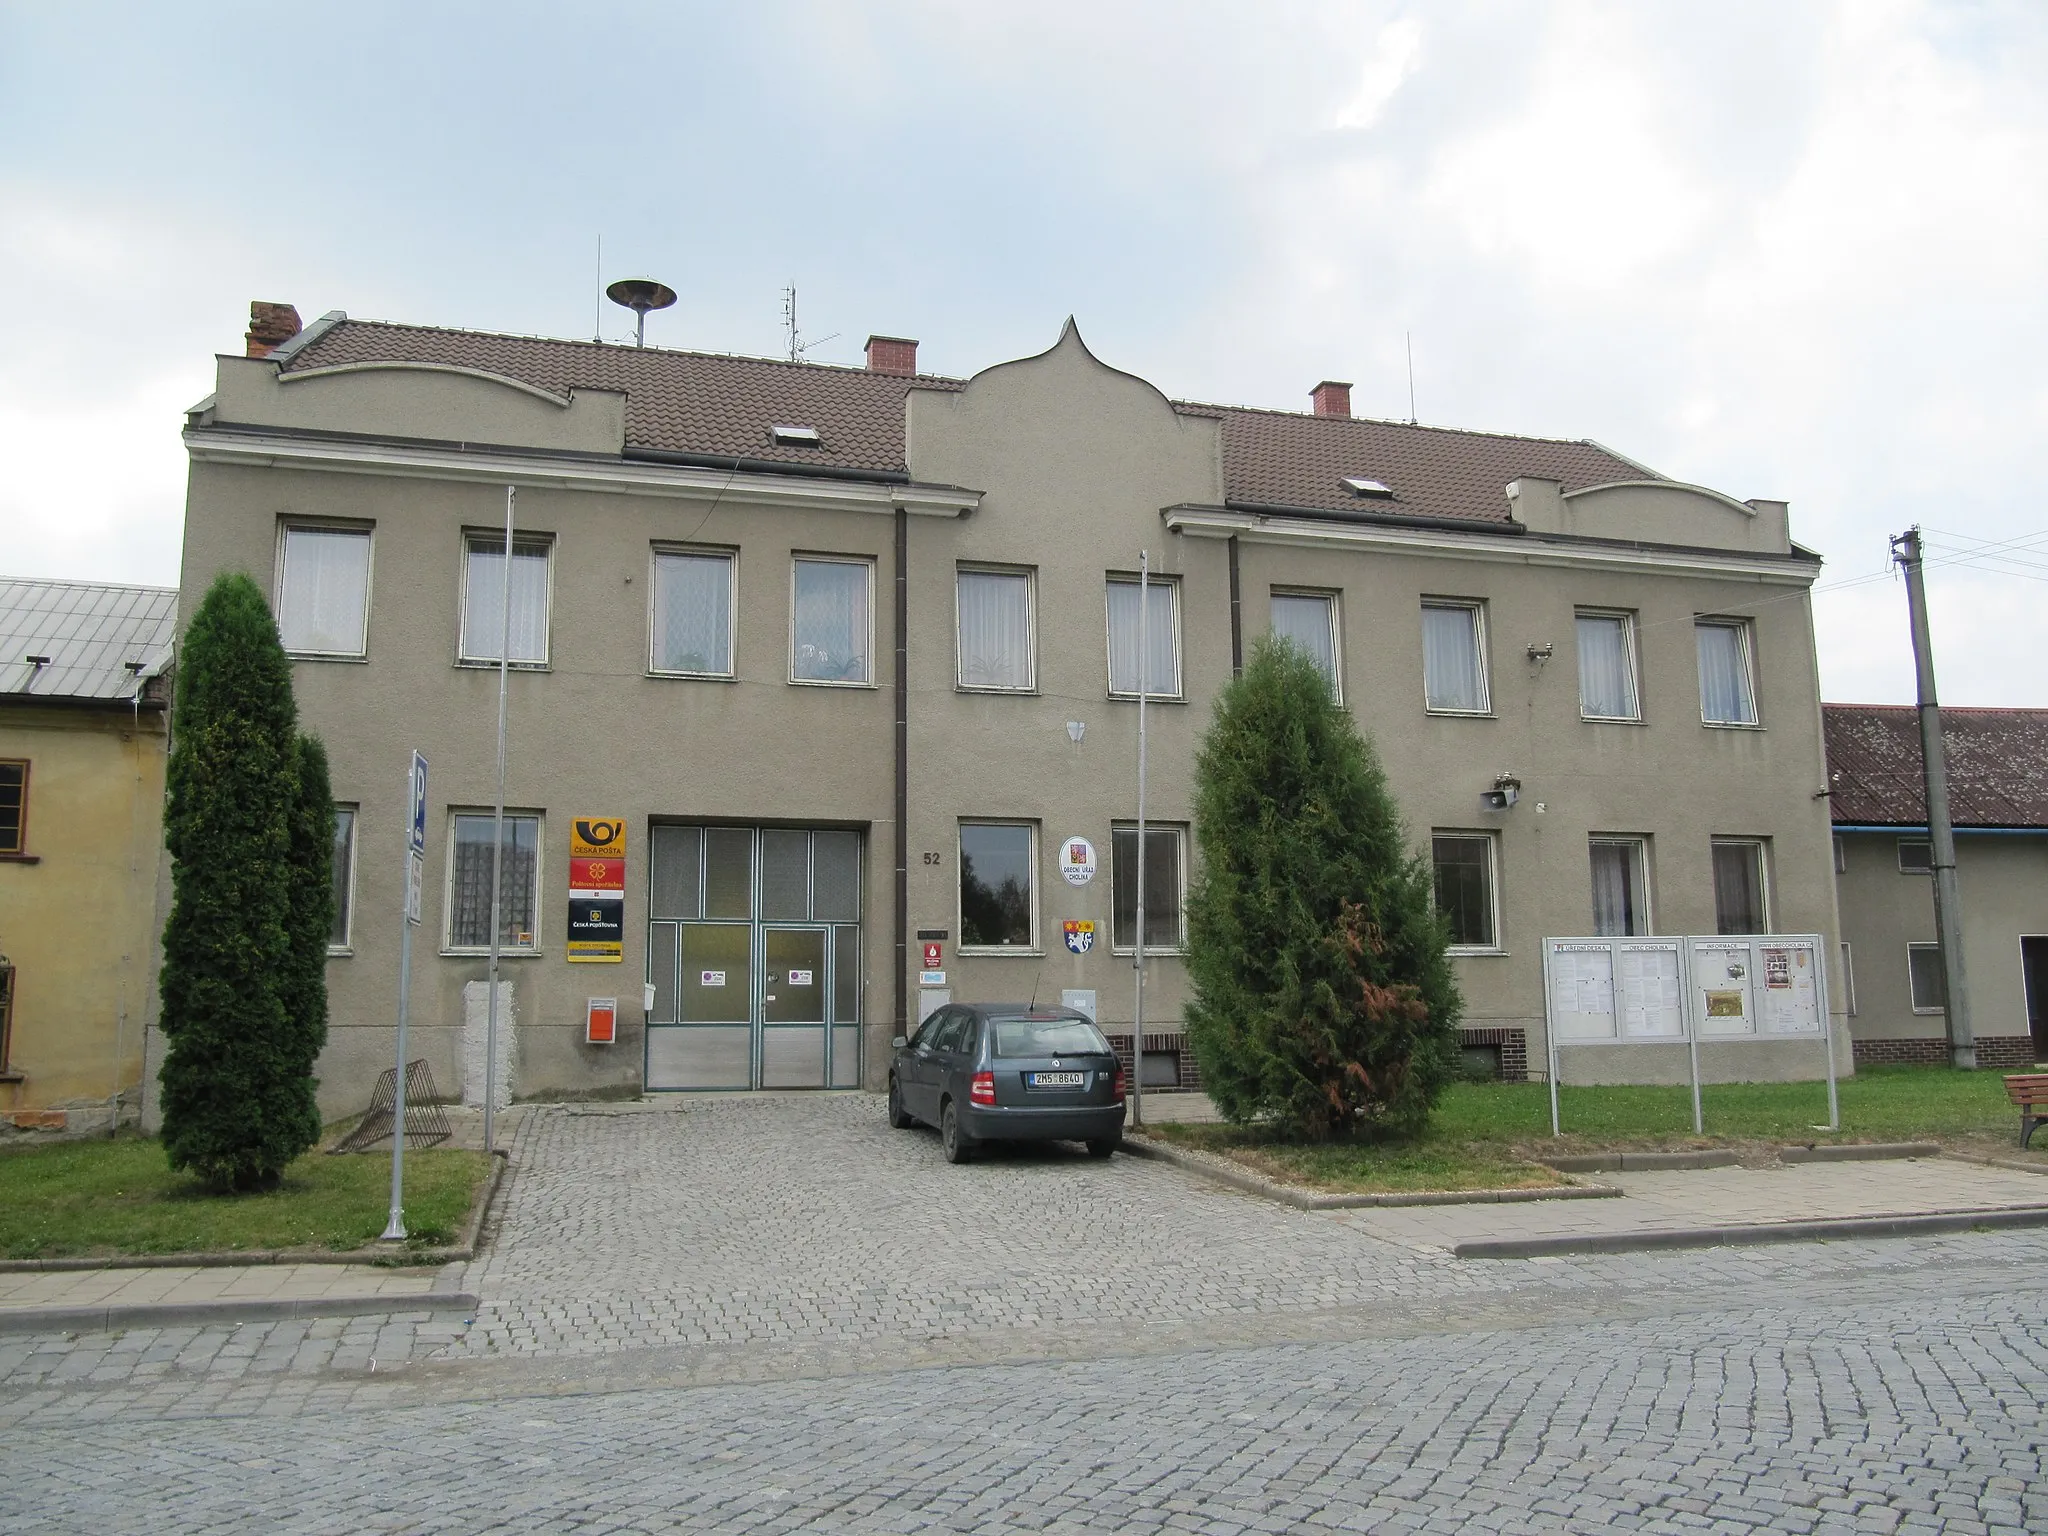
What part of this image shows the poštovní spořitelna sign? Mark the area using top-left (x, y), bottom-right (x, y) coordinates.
top-left (568, 816), bottom-right (626, 962)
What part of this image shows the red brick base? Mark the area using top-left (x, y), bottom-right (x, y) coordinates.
top-left (1851, 1034), bottom-right (2038, 1070)
top-left (1461, 1027), bottom-right (1530, 1082)
top-left (1107, 1033), bottom-right (1204, 1093)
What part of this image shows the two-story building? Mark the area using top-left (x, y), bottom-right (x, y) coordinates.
top-left (153, 300), bottom-right (1848, 1115)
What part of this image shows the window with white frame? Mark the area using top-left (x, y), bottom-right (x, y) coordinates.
top-left (1112, 823), bottom-right (1185, 951)
top-left (1897, 838), bottom-right (1933, 873)
top-left (1105, 574), bottom-right (1180, 698)
top-left (459, 532), bottom-right (552, 666)
top-left (1695, 618), bottom-right (1759, 725)
top-left (1589, 836), bottom-right (1651, 936)
top-left (1270, 590), bottom-right (1341, 698)
top-left (1421, 601), bottom-right (1489, 713)
top-left (1907, 942), bottom-right (1947, 1013)
top-left (959, 821), bottom-right (1035, 950)
top-left (1576, 610), bottom-right (1640, 720)
top-left (277, 525), bottom-right (372, 657)
top-left (791, 556), bottom-right (873, 684)
top-left (330, 805), bottom-right (358, 951)
top-left (956, 566), bottom-right (1035, 691)
top-left (447, 812), bottom-right (542, 951)
top-left (1431, 832), bottom-right (1498, 949)
top-left (651, 547), bottom-right (736, 676)
top-left (1711, 838), bottom-right (1769, 935)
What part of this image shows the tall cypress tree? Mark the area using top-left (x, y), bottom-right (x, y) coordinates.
top-left (279, 732), bottom-right (336, 1146)
top-left (158, 572), bottom-right (320, 1189)
top-left (1184, 635), bottom-right (1462, 1139)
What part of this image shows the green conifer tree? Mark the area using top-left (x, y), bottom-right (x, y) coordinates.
top-left (279, 732), bottom-right (336, 1144)
top-left (157, 572), bottom-right (320, 1189)
top-left (1184, 635), bottom-right (1462, 1138)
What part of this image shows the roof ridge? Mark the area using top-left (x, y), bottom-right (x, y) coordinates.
top-left (1176, 396), bottom-right (1629, 452)
top-left (0, 576), bottom-right (179, 595)
top-left (1825, 702), bottom-right (2048, 717)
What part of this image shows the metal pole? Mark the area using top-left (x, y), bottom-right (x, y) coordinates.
top-left (1686, 1016), bottom-right (1704, 1136)
top-left (1544, 949), bottom-right (1561, 1137)
top-left (1132, 552), bottom-right (1148, 1131)
top-left (1892, 527), bottom-right (1975, 1069)
top-left (382, 843), bottom-right (415, 1241)
top-left (483, 487), bottom-right (515, 1153)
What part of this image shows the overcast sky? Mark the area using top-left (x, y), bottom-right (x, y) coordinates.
top-left (4, 2), bottom-right (2043, 704)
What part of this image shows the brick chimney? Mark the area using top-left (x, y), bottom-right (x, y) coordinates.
top-left (1311, 380), bottom-right (1352, 418)
top-left (865, 335), bottom-right (919, 376)
top-left (246, 302), bottom-right (303, 358)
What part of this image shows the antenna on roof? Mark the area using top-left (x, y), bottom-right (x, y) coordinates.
top-left (781, 283), bottom-right (839, 364)
top-left (1406, 331), bottom-right (1418, 425)
top-left (593, 235), bottom-right (602, 342)
top-left (605, 277), bottom-right (676, 347)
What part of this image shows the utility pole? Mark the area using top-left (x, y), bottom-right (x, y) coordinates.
top-left (1891, 527), bottom-right (1975, 1068)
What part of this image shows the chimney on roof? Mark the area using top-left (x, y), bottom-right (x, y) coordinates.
top-left (1311, 380), bottom-right (1353, 418)
top-left (245, 302), bottom-right (303, 358)
top-left (865, 335), bottom-right (919, 376)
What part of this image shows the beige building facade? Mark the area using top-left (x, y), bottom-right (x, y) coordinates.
top-left (162, 302), bottom-right (1850, 1115)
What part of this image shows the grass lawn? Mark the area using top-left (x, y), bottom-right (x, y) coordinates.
top-left (0, 1139), bottom-right (491, 1260)
top-left (1150, 1066), bottom-right (2032, 1194)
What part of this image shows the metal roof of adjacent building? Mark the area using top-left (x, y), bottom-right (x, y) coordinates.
top-left (0, 578), bottom-right (178, 703)
top-left (1823, 703), bottom-right (2048, 829)
top-left (276, 318), bottom-right (1662, 527)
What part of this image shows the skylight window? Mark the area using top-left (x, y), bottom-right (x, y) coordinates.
top-left (770, 424), bottom-right (823, 447)
top-left (1342, 476), bottom-right (1394, 498)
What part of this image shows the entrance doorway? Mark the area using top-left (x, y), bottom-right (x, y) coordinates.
top-left (645, 825), bottom-right (863, 1090)
top-left (2022, 936), bottom-right (2048, 1062)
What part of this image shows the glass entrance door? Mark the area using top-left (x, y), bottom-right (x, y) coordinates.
top-left (761, 927), bottom-right (828, 1087)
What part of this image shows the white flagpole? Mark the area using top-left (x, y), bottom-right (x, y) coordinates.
top-left (483, 486), bottom-right (514, 1155)
top-left (1132, 551), bottom-right (1148, 1131)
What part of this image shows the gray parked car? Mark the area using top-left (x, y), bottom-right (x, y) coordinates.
top-left (889, 1003), bottom-right (1127, 1163)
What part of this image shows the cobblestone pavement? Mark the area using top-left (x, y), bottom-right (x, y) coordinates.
top-left (5, 1095), bottom-right (2047, 1531)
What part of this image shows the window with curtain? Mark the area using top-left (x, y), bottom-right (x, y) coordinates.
top-left (1105, 576), bottom-right (1180, 697)
top-left (1696, 619), bottom-right (1757, 725)
top-left (1431, 833), bottom-right (1496, 948)
top-left (792, 558), bottom-right (871, 683)
top-left (1589, 837), bottom-right (1649, 936)
top-left (1270, 591), bottom-right (1339, 697)
top-left (957, 567), bottom-right (1034, 690)
top-left (460, 534), bottom-right (552, 665)
top-left (1421, 602), bottom-right (1488, 713)
top-left (1711, 839), bottom-right (1768, 934)
top-left (278, 526), bottom-right (371, 656)
top-left (959, 822), bottom-right (1034, 948)
top-left (1907, 943), bottom-right (1946, 1012)
top-left (330, 806), bottom-right (357, 949)
top-left (651, 549), bottom-right (734, 675)
top-left (1112, 824), bottom-right (1184, 950)
top-left (448, 812), bottom-right (541, 950)
top-left (1576, 611), bottom-right (1639, 720)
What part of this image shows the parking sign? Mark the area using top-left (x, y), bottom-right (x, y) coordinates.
top-left (408, 752), bottom-right (428, 855)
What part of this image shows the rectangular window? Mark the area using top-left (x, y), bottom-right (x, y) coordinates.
top-left (1112, 824), bottom-right (1185, 951)
top-left (956, 566), bottom-right (1035, 691)
top-left (447, 812), bottom-right (542, 951)
top-left (330, 805), bottom-right (357, 951)
top-left (1575, 611), bottom-right (1640, 720)
top-left (1421, 601), bottom-right (1489, 714)
top-left (1711, 839), bottom-right (1769, 935)
top-left (1696, 619), bottom-right (1758, 726)
top-left (1270, 590), bottom-right (1341, 699)
top-left (0, 760), bottom-right (25, 855)
top-left (959, 822), bottom-right (1035, 951)
top-left (1589, 837), bottom-right (1650, 936)
top-left (1897, 838), bottom-right (1933, 873)
top-left (651, 548), bottom-right (735, 676)
top-left (1105, 575), bottom-right (1180, 698)
top-left (459, 533), bottom-right (552, 666)
top-left (1908, 942), bottom-right (1946, 1013)
top-left (277, 525), bottom-right (371, 657)
top-left (1432, 833), bottom-right (1497, 950)
top-left (791, 556), bottom-right (873, 684)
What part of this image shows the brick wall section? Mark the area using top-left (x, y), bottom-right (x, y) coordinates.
top-left (1462, 1027), bottom-right (1529, 1081)
top-left (1106, 1033), bottom-right (1204, 1093)
top-left (1852, 1034), bottom-right (2038, 1070)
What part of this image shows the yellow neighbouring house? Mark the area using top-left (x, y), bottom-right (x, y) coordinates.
top-left (0, 578), bottom-right (176, 1135)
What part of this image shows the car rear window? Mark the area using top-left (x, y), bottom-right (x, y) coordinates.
top-left (991, 1017), bottom-right (1110, 1058)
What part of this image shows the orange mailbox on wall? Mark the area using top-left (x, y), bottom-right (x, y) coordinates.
top-left (586, 998), bottom-right (617, 1046)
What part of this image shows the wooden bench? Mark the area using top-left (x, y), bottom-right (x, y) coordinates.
top-left (2004, 1074), bottom-right (2048, 1149)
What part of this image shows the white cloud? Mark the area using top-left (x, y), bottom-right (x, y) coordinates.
top-left (1331, 17), bottom-right (1423, 131)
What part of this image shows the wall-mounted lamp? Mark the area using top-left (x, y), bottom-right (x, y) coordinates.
top-left (1066, 720), bottom-right (1086, 744)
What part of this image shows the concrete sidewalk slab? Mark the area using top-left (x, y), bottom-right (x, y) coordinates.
top-left (1336, 1157), bottom-right (2048, 1258)
top-left (0, 1260), bottom-right (473, 1334)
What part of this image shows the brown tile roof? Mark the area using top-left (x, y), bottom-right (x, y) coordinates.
top-left (1823, 703), bottom-right (2048, 828)
top-left (277, 317), bottom-right (1657, 522)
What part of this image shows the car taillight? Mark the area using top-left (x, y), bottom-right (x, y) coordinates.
top-left (1111, 1065), bottom-right (1126, 1101)
top-left (970, 1070), bottom-right (996, 1106)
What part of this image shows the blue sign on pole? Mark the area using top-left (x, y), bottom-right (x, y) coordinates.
top-left (408, 751), bottom-right (428, 855)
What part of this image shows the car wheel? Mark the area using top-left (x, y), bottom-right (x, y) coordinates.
top-left (1086, 1134), bottom-right (1120, 1160)
top-left (940, 1100), bottom-right (974, 1164)
top-left (888, 1074), bottom-right (915, 1129)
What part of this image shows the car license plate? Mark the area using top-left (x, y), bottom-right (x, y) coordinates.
top-left (1029, 1071), bottom-right (1085, 1088)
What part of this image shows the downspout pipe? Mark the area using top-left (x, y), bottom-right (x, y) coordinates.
top-left (894, 508), bottom-right (909, 1054)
